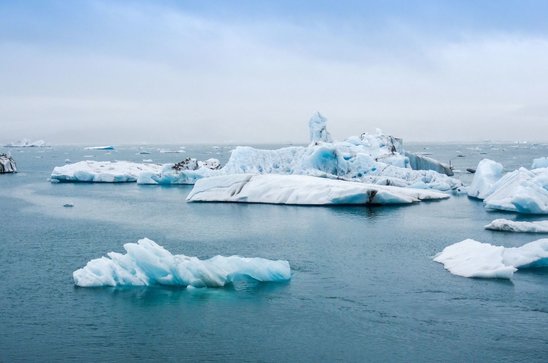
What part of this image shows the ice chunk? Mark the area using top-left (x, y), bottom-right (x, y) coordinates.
top-left (186, 174), bottom-right (449, 205)
top-left (0, 153), bottom-right (17, 173)
top-left (467, 159), bottom-right (503, 199)
top-left (485, 219), bottom-right (548, 233)
top-left (73, 238), bottom-right (291, 287)
top-left (5, 138), bottom-right (47, 147)
top-left (84, 145), bottom-right (115, 150)
top-left (51, 161), bottom-right (162, 183)
top-left (434, 238), bottom-right (548, 279)
top-left (309, 112), bottom-right (333, 143)
top-left (532, 157), bottom-right (548, 169)
top-left (404, 151), bottom-right (454, 176)
top-left (136, 158), bottom-right (221, 185)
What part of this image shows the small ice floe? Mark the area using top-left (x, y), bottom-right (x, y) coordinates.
top-left (434, 238), bottom-right (548, 279)
top-left (73, 238), bottom-right (291, 288)
top-left (84, 145), bottom-right (115, 150)
top-left (485, 219), bottom-right (548, 233)
top-left (142, 159), bottom-right (153, 163)
top-left (63, 203), bottom-right (74, 208)
top-left (64, 159), bottom-right (71, 164)
top-left (0, 153), bottom-right (17, 173)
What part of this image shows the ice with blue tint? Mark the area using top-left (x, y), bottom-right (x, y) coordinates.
top-left (468, 158), bottom-right (548, 214)
top-left (186, 174), bottom-right (449, 205)
top-left (485, 219), bottom-right (548, 233)
top-left (467, 159), bottom-right (503, 199)
top-left (434, 238), bottom-right (548, 279)
top-left (73, 238), bottom-right (291, 287)
top-left (84, 145), bottom-right (115, 150)
top-left (309, 111), bottom-right (333, 143)
top-left (532, 157), bottom-right (548, 169)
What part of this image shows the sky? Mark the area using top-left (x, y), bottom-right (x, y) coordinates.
top-left (1, 0), bottom-right (548, 144)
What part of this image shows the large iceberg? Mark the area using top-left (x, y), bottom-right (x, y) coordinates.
top-left (434, 238), bottom-right (548, 279)
top-left (468, 158), bottom-right (548, 214)
top-left (0, 153), bottom-right (17, 173)
top-left (186, 174), bottom-right (449, 205)
top-left (73, 238), bottom-right (291, 287)
top-left (51, 161), bottom-right (162, 183)
top-left (485, 219), bottom-right (548, 233)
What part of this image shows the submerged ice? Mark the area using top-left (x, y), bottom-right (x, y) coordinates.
top-left (73, 238), bottom-right (291, 287)
top-left (434, 238), bottom-right (548, 279)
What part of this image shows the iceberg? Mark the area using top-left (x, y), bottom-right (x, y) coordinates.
top-left (434, 238), bottom-right (548, 279)
top-left (532, 157), bottom-right (548, 169)
top-left (404, 151), bottom-right (454, 176)
top-left (73, 238), bottom-right (291, 287)
top-left (309, 111), bottom-right (333, 143)
top-left (186, 174), bottom-right (449, 205)
top-left (468, 159), bottom-right (548, 214)
top-left (0, 153), bottom-right (17, 173)
top-left (84, 145), bottom-right (115, 150)
top-left (51, 161), bottom-right (162, 183)
top-left (485, 219), bottom-right (548, 233)
top-left (5, 138), bottom-right (47, 147)
top-left (137, 158), bottom-right (221, 185)
top-left (467, 159), bottom-right (503, 199)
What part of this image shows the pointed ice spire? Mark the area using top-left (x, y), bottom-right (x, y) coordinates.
top-left (309, 112), bottom-right (333, 143)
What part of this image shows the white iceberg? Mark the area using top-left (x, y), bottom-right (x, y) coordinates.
top-left (186, 174), bottom-right (449, 205)
top-left (0, 153), bottom-right (17, 173)
top-left (532, 157), bottom-right (548, 169)
top-left (309, 111), bottom-right (333, 143)
top-left (468, 159), bottom-right (548, 214)
top-left (73, 238), bottom-right (291, 287)
top-left (434, 238), bottom-right (548, 279)
top-left (485, 219), bottom-right (548, 233)
top-left (84, 145), bottom-right (115, 150)
top-left (467, 159), bottom-right (503, 199)
top-left (51, 161), bottom-right (162, 183)
top-left (5, 138), bottom-right (47, 147)
top-left (137, 158), bottom-right (221, 185)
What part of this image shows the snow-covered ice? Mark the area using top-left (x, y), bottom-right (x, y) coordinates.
top-left (434, 238), bottom-right (548, 279)
top-left (186, 174), bottom-right (449, 205)
top-left (468, 158), bottom-right (548, 214)
top-left (73, 238), bottom-right (291, 287)
top-left (485, 219), bottom-right (548, 233)
top-left (51, 161), bottom-right (162, 183)
top-left (467, 159), bottom-right (503, 199)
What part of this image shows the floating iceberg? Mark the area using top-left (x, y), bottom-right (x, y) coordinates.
top-left (467, 159), bottom-right (503, 199)
top-left (137, 157), bottom-right (221, 185)
top-left (84, 145), bottom-right (115, 150)
top-left (186, 174), bottom-right (449, 205)
top-left (51, 161), bottom-right (162, 183)
top-left (532, 157), bottom-right (548, 169)
top-left (309, 111), bottom-right (333, 143)
top-left (73, 238), bottom-right (291, 287)
top-left (434, 238), bottom-right (548, 279)
top-left (468, 159), bottom-right (548, 214)
top-left (485, 219), bottom-right (548, 233)
top-left (0, 153), bottom-right (17, 173)
top-left (5, 138), bottom-right (47, 147)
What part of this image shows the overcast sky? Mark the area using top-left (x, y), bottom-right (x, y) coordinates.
top-left (1, 0), bottom-right (548, 144)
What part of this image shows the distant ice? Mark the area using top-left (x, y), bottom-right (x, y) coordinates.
top-left (485, 219), bottom-right (548, 233)
top-left (309, 111), bottom-right (333, 143)
top-left (84, 145), bottom-right (115, 150)
top-left (5, 138), bottom-right (47, 147)
top-left (186, 174), bottom-right (449, 205)
top-left (51, 161), bottom-right (162, 183)
top-left (73, 238), bottom-right (291, 287)
top-left (468, 158), bottom-right (548, 214)
top-left (532, 157), bottom-right (548, 169)
top-left (434, 238), bottom-right (548, 279)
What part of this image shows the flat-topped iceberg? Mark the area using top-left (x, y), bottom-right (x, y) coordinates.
top-left (485, 219), bottom-right (548, 233)
top-left (468, 158), bottom-right (548, 214)
top-left (73, 238), bottom-right (291, 287)
top-left (186, 174), bottom-right (449, 205)
top-left (84, 145), bottom-right (115, 150)
top-left (5, 138), bottom-right (47, 147)
top-left (434, 238), bottom-right (548, 279)
top-left (0, 153), bottom-right (17, 173)
top-left (51, 161), bottom-right (162, 183)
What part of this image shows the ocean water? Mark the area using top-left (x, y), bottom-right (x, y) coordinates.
top-left (1, 143), bottom-right (547, 362)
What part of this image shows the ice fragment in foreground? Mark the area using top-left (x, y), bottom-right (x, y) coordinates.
top-left (73, 238), bottom-right (291, 287)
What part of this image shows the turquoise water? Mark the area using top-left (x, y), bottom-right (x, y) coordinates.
top-left (1, 144), bottom-right (547, 362)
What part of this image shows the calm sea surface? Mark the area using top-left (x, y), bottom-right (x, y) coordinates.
top-left (1, 143), bottom-right (547, 362)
